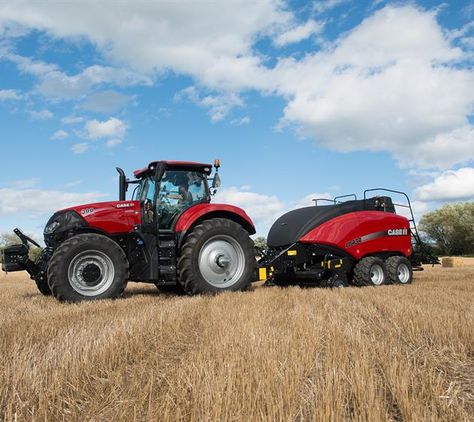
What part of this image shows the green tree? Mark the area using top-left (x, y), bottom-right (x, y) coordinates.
top-left (254, 236), bottom-right (267, 250)
top-left (419, 202), bottom-right (474, 255)
top-left (0, 232), bottom-right (42, 263)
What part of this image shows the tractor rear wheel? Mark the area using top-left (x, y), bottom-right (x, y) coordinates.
top-left (353, 256), bottom-right (387, 286)
top-left (177, 218), bottom-right (255, 294)
top-left (385, 256), bottom-right (413, 284)
top-left (47, 233), bottom-right (128, 302)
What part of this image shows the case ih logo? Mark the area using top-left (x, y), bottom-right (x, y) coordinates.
top-left (116, 203), bottom-right (135, 208)
top-left (388, 228), bottom-right (408, 236)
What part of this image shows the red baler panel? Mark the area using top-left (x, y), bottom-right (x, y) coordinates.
top-left (299, 211), bottom-right (411, 259)
top-left (65, 200), bottom-right (141, 234)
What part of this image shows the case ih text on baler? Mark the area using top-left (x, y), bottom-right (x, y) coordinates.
top-left (1, 160), bottom-right (438, 302)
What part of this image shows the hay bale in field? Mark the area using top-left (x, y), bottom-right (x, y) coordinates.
top-left (441, 257), bottom-right (464, 267)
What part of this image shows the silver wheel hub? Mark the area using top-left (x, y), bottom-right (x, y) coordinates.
top-left (67, 250), bottom-right (115, 296)
top-left (370, 264), bottom-right (385, 286)
top-left (397, 263), bottom-right (410, 283)
top-left (198, 235), bottom-right (245, 288)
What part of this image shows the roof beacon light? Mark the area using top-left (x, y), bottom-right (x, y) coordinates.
top-left (214, 159), bottom-right (221, 170)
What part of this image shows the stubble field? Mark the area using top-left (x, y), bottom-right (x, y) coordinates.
top-left (0, 262), bottom-right (473, 421)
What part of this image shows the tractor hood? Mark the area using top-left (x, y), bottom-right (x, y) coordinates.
top-left (44, 200), bottom-right (141, 246)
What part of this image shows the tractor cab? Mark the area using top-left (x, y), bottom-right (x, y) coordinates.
top-left (119, 160), bottom-right (221, 230)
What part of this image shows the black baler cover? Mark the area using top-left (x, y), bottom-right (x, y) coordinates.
top-left (267, 196), bottom-right (395, 248)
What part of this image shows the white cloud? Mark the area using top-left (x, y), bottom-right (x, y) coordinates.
top-left (72, 142), bottom-right (89, 154)
top-left (313, 0), bottom-right (348, 15)
top-left (273, 6), bottom-right (474, 169)
top-left (0, 89), bottom-right (20, 100)
top-left (2, 52), bottom-right (151, 100)
top-left (0, 0), bottom-right (289, 91)
top-left (105, 138), bottom-right (122, 148)
top-left (214, 188), bottom-right (330, 236)
top-left (61, 116), bottom-right (84, 124)
top-left (1, 4), bottom-right (473, 169)
top-left (0, 187), bottom-right (105, 216)
top-left (291, 192), bottom-right (331, 209)
top-left (29, 109), bottom-right (53, 120)
top-left (79, 90), bottom-right (130, 113)
top-left (176, 86), bottom-right (244, 122)
top-left (84, 117), bottom-right (127, 139)
top-left (274, 20), bottom-right (323, 47)
top-left (414, 167), bottom-right (474, 201)
top-left (214, 186), bottom-right (285, 235)
top-left (50, 129), bottom-right (68, 140)
top-left (9, 178), bottom-right (39, 189)
top-left (230, 116), bottom-right (251, 126)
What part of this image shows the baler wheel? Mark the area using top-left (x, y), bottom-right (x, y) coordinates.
top-left (177, 218), bottom-right (255, 294)
top-left (385, 256), bottom-right (413, 284)
top-left (47, 233), bottom-right (128, 302)
top-left (353, 256), bottom-right (387, 286)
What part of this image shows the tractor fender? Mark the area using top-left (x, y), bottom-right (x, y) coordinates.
top-left (174, 203), bottom-right (256, 247)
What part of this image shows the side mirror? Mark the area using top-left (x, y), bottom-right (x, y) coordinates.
top-left (212, 173), bottom-right (221, 189)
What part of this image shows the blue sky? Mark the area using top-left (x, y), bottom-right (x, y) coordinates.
top-left (0, 0), bottom-right (473, 239)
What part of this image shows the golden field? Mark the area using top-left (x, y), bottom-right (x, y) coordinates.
top-left (0, 262), bottom-right (473, 421)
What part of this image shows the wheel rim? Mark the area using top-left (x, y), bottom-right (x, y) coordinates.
top-left (397, 263), bottom-right (410, 284)
top-left (370, 264), bottom-right (385, 286)
top-left (67, 250), bottom-right (115, 296)
top-left (198, 235), bottom-right (246, 288)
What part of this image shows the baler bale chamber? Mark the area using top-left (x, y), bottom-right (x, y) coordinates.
top-left (257, 188), bottom-right (438, 287)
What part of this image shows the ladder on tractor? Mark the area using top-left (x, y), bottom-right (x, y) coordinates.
top-left (363, 188), bottom-right (439, 267)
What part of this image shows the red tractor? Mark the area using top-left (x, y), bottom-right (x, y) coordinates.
top-left (2, 161), bottom-right (437, 301)
top-left (2, 160), bottom-right (257, 301)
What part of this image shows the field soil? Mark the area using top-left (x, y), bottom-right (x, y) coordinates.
top-left (0, 263), bottom-right (473, 421)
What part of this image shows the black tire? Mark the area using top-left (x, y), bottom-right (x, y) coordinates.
top-left (353, 256), bottom-right (387, 286)
top-left (35, 274), bottom-right (52, 296)
top-left (47, 233), bottom-right (128, 302)
top-left (385, 256), bottom-right (413, 284)
top-left (177, 218), bottom-right (256, 295)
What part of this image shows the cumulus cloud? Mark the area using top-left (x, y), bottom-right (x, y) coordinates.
top-left (0, 187), bottom-right (105, 216)
top-left (214, 187), bottom-right (331, 235)
top-left (61, 116), bottom-right (84, 124)
top-left (176, 86), bottom-right (244, 122)
top-left (274, 20), bottom-right (323, 47)
top-left (0, 0), bottom-right (289, 91)
top-left (72, 142), bottom-right (89, 154)
top-left (2, 52), bottom-right (151, 100)
top-left (50, 129), bottom-right (68, 140)
top-left (84, 117), bottom-right (127, 139)
top-left (1, 3), bottom-right (473, 169)
top-left (29, 109), bottom-right (53, 120)
top-left (0, 89), bottom-right (20, 100)
top-left (414, 167), bottom-right (474, 201)
top-left (273, 6), bottom-right (474, 169)
top-left (105, 138), bottom-right (122, 148)
top-left (79, 90), bottom-right (130, 113)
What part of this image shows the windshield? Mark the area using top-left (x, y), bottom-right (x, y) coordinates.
top-left (135, 171), bottom-right (209, 229)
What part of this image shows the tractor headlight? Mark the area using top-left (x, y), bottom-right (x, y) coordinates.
top-left (43, 211), bottom-right (87, 241)
top-left (44, 221), bottom-right (60, 234)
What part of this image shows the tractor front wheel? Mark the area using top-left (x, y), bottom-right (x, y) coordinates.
top-left (47, 233), bottom-right (128, 302)
top-left (177, 218), bottom-right (255, 295)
